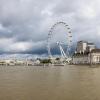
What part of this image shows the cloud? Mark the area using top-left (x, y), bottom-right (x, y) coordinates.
top-left (0, 0), bottom-right (100, 57)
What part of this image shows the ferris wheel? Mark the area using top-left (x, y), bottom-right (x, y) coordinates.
top-left (47, 21), bottom-right (72, 60)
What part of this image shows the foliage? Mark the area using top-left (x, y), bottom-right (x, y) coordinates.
top-left (40, 59), bottom-right (51, 64)
top-left (56, 58), bottom-right (60, 60)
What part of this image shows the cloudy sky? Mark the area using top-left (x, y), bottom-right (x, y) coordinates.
top-left (0, 0), bottom-right (100, 57)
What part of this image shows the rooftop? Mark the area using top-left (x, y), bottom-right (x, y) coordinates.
top-left (91, 49), bottom-right (100, 53)
top-left (73, 52), bottom-right (89, 56)
top-left (77, 40), bottom-right (87, 43)
top-left (87, 43), bottom-right (95, 45)
top-left (77, 41), bottom-right (95, 45)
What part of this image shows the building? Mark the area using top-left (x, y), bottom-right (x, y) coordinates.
top-left (90, 49), bottom-right (100, 64)
top-left (76, 41), bottom-right (87, 53)
top-left (86, 43), bottom-right (96, 52)
top-left (72, 52), bottom-right (89, 64)
top-left (72, 41), bottom-right (100, 64)
top-left (0, 60), bottom-right (7, 65)
top-left (0, 59), bottom-right (36, 66)
top-left (76, 41), bottom-right (96, 53)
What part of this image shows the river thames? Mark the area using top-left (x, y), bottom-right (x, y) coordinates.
top-left (0, 65), bottom-right (100, 100)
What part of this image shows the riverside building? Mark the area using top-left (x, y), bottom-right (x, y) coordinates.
top-left (72, 41), bottom-right (100, 64)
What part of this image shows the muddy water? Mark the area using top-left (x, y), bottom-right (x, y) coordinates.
top-left (0, 65), bottom-right (100, 100)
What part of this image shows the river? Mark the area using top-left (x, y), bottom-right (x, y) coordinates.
top-left (0, 65), bottom-right (100, 100)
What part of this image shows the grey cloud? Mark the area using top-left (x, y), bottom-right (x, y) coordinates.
top-left (0, 0), bottom-right (100, 55)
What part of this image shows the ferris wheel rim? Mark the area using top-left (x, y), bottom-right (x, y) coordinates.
top-left (47, 21), bottom-right (72, 58)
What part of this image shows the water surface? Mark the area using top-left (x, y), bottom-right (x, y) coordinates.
top-left (0, 65), bottom-right (100, 100)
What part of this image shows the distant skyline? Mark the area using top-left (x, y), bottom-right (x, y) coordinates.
top-left (0, 0), bottom-right (100, 57)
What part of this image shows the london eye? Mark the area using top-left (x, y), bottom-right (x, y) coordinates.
top-left (47, 21), bottom-right (72, 62)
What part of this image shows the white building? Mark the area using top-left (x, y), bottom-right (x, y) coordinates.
top-left (77, 41), bottom-right (87, 53)
top-left (0, 59), bottom-right (35, 66)
top-left (72, 41), bottom-right (100, 64)
top-left (86, 43), bottom-right (96, 52)
top-left (90, 49), bottom-right (100, 64)
top-left (76, 41), bottom-right (96, 53)
top-left (72, 50), bottom-right (100, 64)
top-left (72, 53), bottom-right (90, 64)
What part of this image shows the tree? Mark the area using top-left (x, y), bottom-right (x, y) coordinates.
top-left (40, 59), bottom-right (51, 64)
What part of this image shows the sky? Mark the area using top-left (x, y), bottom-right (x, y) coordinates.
top-left (0, 0), bottom-right (100, 58)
